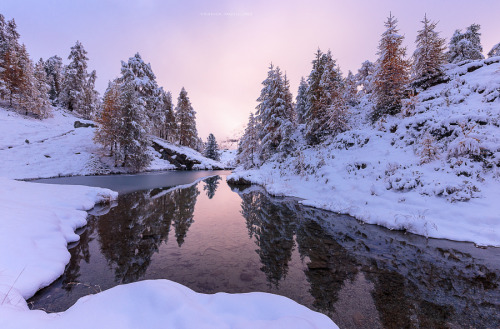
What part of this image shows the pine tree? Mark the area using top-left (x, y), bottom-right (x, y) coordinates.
top-left (372, 13), bottom-right (410, 121)
top-left (159, 88), bottom-right (177, 142)
top-left (44, 55), bottom-right (63, 104)
top-left (343, 70), bottom-right (359, 106)
top-left (1, 18), bottom-right (22, 106)
top-left (447, 24), bottom-right (484, 63)
top-left (119, 81), bottom-right (151, 171)
top-left (487, 43), bottom-right (500, 58)
top-left (0, 14), bottom-right (7, 97)
top-left (80, 70), bottom-right (100, 119)
top-left (255, 64), bottom-right (295, 161)
top-left (119, 53), bottom-right (162, 133)
top-left (204, 133), bottom-right (220, 161)
top-left (295, 77), bottom-right (308, 124)
top-left (175, 87), bottom-right (198, 148)
top-left (411, 15), bottom-right (446, 85)
top-left (304, 49), bottom-right (344, 143)
top-left (418, 131), bottom-right (439, 164)
top-left (356, 60), bottom-right (375, 95)
top-left (236, 112), bottom-right (259, 169)
top-left (60, 41), bottom-right (89, 114)
top-left (32, 58), bottom-right (51, 118)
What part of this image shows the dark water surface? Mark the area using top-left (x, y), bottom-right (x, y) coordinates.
top-left (29, 173), bottom-right (500, 329)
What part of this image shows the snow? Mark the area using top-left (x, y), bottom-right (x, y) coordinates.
top-left (0, 177), bottom-right (335, 329)
top-left (0, 107), bottom-right (233, 180)
top-left (230, 58), bottom-right (500, 247)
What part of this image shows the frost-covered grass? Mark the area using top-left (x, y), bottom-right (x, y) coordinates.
top-left (230, 58), bottom-right (500, 246)
top-left (0, 107), bottom-right (232, 179)
top-left (0, 178), bottom-right (336, 329)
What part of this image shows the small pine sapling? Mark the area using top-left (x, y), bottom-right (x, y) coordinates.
top-left (418, 131), bottom-right (439, 164)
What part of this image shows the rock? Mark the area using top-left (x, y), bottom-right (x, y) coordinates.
top-left (226, 176), bottom-right (252, 185)
top-left (74, 121), bottom-right (97, 128)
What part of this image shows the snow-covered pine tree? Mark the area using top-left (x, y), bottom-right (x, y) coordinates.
top-left (488, 43), bottom-right (500, 58)
top-left (1, 18), bottom-right (22, 106)
top-left (80, 70), bottom-right (100, 119)
top-left (255, 64), bottom-right (295, 161)
top-left (60, 41), bottom-right (89, 114)
top-left (372, 13), bottom-right (410, 121)
top-left (118, 81), bottom-right (151, 171)
top-left (411, 15), bottom-right (446, 86)
top-left (16, 44), bottom-right (36, 115)
top-left (356, 60), bottom-right (375, 96)
top-left (32, 58), bottom-right (51, 118)
top-left (94, 80), bottom-right (122, 164)
top-left (204, 133), bottom-right (220, 161)
top-left (0, 14), bottom-right (6, 97)
top-left (119, 53), bottom-right (162, 134)
top-left (159, 88), bottom-right (177, 142)
top-left (236, 112), bottom-right (259, 169)
top-left (344, 70), bottom-right (359, 106)
top-left (304, 49), bottom-right (344, 143)
top-left (175, 87), bottom-right (198, 148)
top-left (295, 77), bottom-right (308, 124)
top-left (44, 55), bottom-right (63, 105)
top-left (418, 131), bottom-right (439, 164)
top-left (447, 24), bottom-right (484, 63)
top-left (278, 72), bottom-right (297, 154)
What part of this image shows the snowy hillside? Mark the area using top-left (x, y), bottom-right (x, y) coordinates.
top-left (0, 107), bottom-right (231, 180)
top-left (229, 57), bottom-right (500, 246)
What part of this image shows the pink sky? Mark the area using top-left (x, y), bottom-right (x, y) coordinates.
top-left (2, 0), bottom-right (499, 141)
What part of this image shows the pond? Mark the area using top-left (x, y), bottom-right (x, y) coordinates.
top-left (29, 172), bottom-right (500, 329)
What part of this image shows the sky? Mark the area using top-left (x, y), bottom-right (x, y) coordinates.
top-left (1, 0), bottom-right (499, 141)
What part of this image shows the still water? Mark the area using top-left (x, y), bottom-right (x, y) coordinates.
top-left (30, 172), bottom-right (499, 329)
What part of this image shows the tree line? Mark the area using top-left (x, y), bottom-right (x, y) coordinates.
top-left (0, 13), bottom-right (218, 172)
top-left (236, 14), bottom-right (499, 169)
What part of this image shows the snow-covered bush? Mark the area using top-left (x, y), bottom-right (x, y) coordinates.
top-left (447, 123), bottom-right (481, 158)
top-left (418, 132), bottom-right (440, 163)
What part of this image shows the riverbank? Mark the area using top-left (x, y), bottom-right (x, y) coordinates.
top-left (229, 58), bottom-right (500, 247)
top-left (0, 107), bottom-right (233, 180)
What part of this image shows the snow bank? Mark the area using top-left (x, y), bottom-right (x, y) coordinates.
top-left (229, 59), bottom-right (500, 247)
top-left (0, 280), bottom-right (336, 329)
top-left (0, 178), bottom-right (336, 329)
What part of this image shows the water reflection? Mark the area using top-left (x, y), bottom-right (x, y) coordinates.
top-left (28, 176), bottom-right (499, 329)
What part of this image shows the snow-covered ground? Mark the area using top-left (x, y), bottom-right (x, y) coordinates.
top-left (0, 107), bottom-right (231, 180)
top-left (0, 178), bottom-right (336, 329)
top-left (229, 57), bottom-right (500, 247)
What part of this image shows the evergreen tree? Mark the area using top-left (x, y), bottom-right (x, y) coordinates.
top-left (32, 58), bottom-right (51, 118)
top-left (44, 55), bottom-right (63, 104)
top-left (1, 18), bottom-right (22, 106)
top-left (0, 14), bottom-right (7, 97)
top-left (80, 69), bottom-right (100, 119)
top-left (372, 13), bottom-right (410, 121)
top-left (487, 42), bottom-right (500, 58)
top-left (255, 64), bottom-right (295, 161)
top-left (236, 112), bottom-right (259, 169)
top-left (204, 133), bottom-right (220, 161)
top-left (119, 81), bottom-right (151, 171)
top-left (412, 15), bottom-right (446, 84)
top-left (304, 49), bottom-right (344, 143)
top-left (175, 87), bottom-right (198, 148)
top-left (119, 53), bottom-right (162, 133)
top-left (447, 24), bottom-right (484, 63)
top-left (356, 60), bottom-right (375, 95)
top-left (60, 41), bottom-right (89, 114)
top-left (159, 88), bottom-right (177, 142)
top-left (343, 70), bottom-right (359, 106)
top-left (295, 77), bottom-right (308, 124)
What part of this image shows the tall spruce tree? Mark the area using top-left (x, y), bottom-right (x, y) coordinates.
top-left (372, 13), bottom-right (410, 121)
top-left (204, 133), bottom-right (220, 161)
top-left (236, 112), bottom-right (259, 169)
top-left (304, 49), bottom-right (344, 143)
top-left (60, 41), bottom-right (89, 114)
top-left (447, 24), bottom-right (484, 63)
top-left (411, 15), bottom-right (446, 85)
top-left (1, 18), bottom-right (22, 106)
top-left (81, 70), bottom-right (100, 119)
top-left (32, 58), bottom-right (51, 118)
top-left (343, 70), bottom-right (359, 106)
top-left (0, 14), bottom-right (6, 97)
top-left (175, 87), bottom-right (198, 148)
top-left (159, 88), bottom-right (177, 142)
top-left (295, 77), bottom-right (308, 124)
top-left (44, 55), bottom-right (63, 104)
